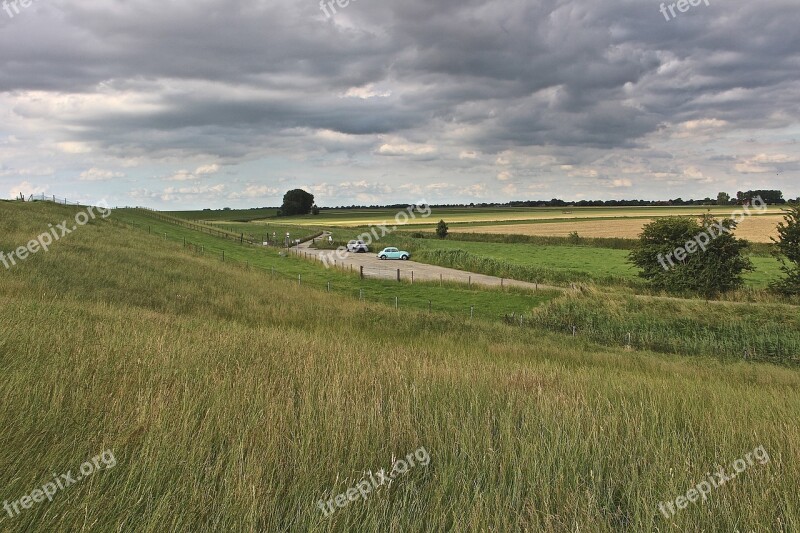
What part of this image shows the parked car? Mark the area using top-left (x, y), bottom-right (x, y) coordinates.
top-left (346, 240), bottom-right (369, 253)
top-left (377, 247), bottom-right (410, 260)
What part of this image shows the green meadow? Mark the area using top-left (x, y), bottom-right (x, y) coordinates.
top-left (1, 201), bottom-right (799, 531)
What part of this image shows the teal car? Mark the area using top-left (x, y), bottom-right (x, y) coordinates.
top-left (377, 247), bottom-right (410, 260)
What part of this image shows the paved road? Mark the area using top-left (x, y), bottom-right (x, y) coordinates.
top-left (295, 233), bottom-right (566, 293)
top-left (293, 234), bottom-right (777, 307)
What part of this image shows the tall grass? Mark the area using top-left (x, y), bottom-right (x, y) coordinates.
top-left (531, 290), bottom-right (800, 365)
top-left (1, 201), bottom-right (799, 531)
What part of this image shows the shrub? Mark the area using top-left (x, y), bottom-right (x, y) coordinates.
top-left (436, 220), bottom-right (449, 239)
top-left (770, 203), bottom-right (800, 295)
top-left (629, 215), bottom-right (753, 296)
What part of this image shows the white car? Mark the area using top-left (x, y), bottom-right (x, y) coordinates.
top-left (346, 240), bottom-right (369, 253)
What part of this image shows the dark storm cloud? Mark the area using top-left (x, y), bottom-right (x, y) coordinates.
top-left (1, 0), bottom-right (799, 204)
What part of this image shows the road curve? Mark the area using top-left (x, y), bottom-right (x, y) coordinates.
top-left (295, 233), bottom-right (566, 293)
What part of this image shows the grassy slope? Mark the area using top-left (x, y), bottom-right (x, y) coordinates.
top-left (119, 207), bottom-right (800, 363)
top-left (2, 201), bottom-right (799, 531)
top-left (110, 209), bottom-right (557, 320)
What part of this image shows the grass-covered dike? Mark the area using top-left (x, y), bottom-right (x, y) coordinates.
top-left (0, 201), bottom-right (799, 531)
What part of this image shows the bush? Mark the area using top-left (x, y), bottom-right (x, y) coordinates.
top-left (770, 203), bottom-right (800, 295)
top-left (629, 215), bottom-right (753, 296)
top-left (436, 220), bottom-right (449, 239)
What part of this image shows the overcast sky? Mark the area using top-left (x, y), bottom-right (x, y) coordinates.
top-left (0, 0), bottom-right (798, 208)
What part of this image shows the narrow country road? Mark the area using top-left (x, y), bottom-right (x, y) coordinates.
top-left (295, 232), bottom-right (567, 293)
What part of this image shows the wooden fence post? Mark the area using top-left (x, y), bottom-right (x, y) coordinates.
top-left (360, 266), bottom-right (364, 279)
top-left (397, 269), bottom-right (400, 282)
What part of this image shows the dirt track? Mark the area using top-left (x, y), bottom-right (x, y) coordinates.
top-left (295, 234), bottom-right (565, 293)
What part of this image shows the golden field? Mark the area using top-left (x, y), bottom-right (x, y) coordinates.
top-left (450, 214), bottom-right (786, 243)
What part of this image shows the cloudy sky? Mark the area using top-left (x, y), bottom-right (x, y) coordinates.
top-left (0, 0), bottom-right (798, 208)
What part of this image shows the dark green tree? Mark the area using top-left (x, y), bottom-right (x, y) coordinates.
top-left (436, 219), bottom-right (449, 239)
top-left (279, 189), bottom-right (315, 216)
top-left (629, 215), bottom-right (753, 296)
top-left (717, 192), bottom-right (731, 205)
top-left (770, 203), bottom-right (800, 295)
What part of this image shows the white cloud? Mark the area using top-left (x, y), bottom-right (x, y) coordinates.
top-left (56, 142), bottom-right (92, 154)
top-left (79, 168), bottom-right (125, 181)
top-left (165, 164), bottom-right (220, 181)
top-left (196, 163), bottom-right (220, 175)
top-left (341, 84), bottom-right (392, 99)
top-left (376, 141), bottom-right (437, 157)
top-left (227, 185), bottom-right (279, 199)
top-left (8, 181), bottom-right (48, 198)
top-left (609, 178), bottom-right (632, 188)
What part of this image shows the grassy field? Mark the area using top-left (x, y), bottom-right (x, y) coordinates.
top-left (411, 239), bottom-right (784, 290)
top-left (1, 200), bottom-right (799, 532)
top-left (167, 207), bottom-right (279, 221)
top-left (310, 231), bottom-right (783, 290)
top-left (155, 206), bottom-right (788, 291)
top-left (270, 205), bottom-right (786, 228)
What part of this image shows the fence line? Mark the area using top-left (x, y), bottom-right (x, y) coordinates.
top-left (116, 218), bottom-right (539, 321)
top-left (288, 248), bottom-right (535, 289)
top-left (22, 193), bottom-right (84, 206)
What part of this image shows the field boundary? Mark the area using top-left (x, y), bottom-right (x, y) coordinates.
top-left (112, 213), bottom-right (561, 320)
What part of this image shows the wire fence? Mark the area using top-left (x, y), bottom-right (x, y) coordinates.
top-left (131, 208), bottom-right (324, 248)
top-left (21, 193), bottom-right (84, 206)
top-left (288, 248), bottom-right (540, 289)
top-left (130, 207), bottom-right (260, 245)
top-left (115, 214), bottom-right (542, 320)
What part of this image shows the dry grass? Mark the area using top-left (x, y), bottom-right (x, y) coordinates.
top-left (452, 215), bottom-right (785, 243)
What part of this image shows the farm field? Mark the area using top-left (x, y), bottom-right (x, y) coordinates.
top-left (170, 206), bottom-right (789, 246)
top-left (161, 212), bottom-right (785, 290)
top-left (448, 214), bottom-right (785, 243)
top-left (411, 239), bottom-right (784, 289)
top-left (167, 207), bottom-right (279, 221)
top-left (1, 201), bottom-right (799, 531)
top-left (270, 205), bottom-right (786, 228)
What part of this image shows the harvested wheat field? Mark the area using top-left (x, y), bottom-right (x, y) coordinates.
top-left (452, 215), bottom-right (786, 243)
